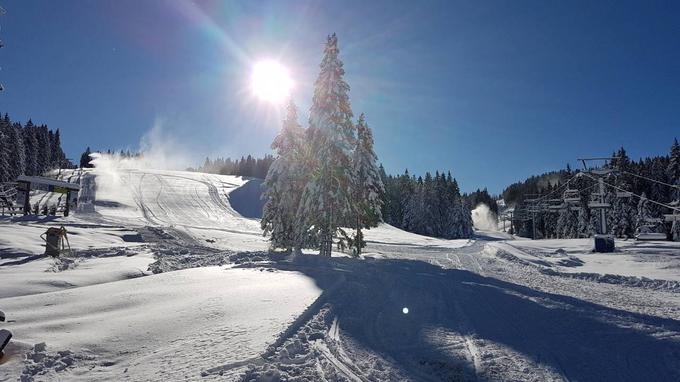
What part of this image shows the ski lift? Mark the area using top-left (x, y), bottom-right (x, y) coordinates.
top-left (616, 191), bottom-right (633, 198)
top-left (664, 214), bottom-right (680, 222)
top-left (588, 201), bottom-right (611, 209)
top-left (548, 198), bottom-right (565, 210)
top-left (562, 189), bottom-right (580, 203)
top-left (635, 222), bottom-right (666, 241)
top-left (590, 168), bottom-right (614, 176)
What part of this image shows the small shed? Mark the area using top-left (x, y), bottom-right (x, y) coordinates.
top-left (16, 175), bottom-right (80, 216)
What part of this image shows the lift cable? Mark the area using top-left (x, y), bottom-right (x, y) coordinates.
top-left (620, 170), bottom-right (680, 191)
top-left (580, 172), bottom-right (680, 214)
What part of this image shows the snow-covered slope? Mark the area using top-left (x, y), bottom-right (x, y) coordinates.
top-left (4, 158), bottom-right (680, 382)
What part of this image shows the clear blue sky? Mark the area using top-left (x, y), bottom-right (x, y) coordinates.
top-left (1, 0), bottom-right (678, 193)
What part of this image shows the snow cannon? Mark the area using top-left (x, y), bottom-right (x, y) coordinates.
top-left (41, 226), bottom-right (71, 257)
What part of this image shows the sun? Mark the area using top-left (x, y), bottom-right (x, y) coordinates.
top-left (251, 60), bottom-right (293, 104)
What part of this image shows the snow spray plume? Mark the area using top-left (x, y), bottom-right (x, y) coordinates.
top-left (90, 121), bottom-right (191, 171)
top-left (88, 120), bottom-right (193, 204)
top-left (472, 203), bottom-right (498, 231)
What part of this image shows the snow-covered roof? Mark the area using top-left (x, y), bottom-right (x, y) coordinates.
top-left (17, 175), bottom-right (80, 191)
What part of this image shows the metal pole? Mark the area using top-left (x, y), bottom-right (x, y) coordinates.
top-left (599, 177), bottom-right (606, 234)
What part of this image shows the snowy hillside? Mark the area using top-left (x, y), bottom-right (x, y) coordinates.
top-left (2, 158), bottom-right (680, 381)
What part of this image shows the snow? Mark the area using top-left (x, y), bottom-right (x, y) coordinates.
top-left (3, 158), bottom-right (680, 381)
top-left (0, 267), bottom-right (321, 381)
top-left (488, 238), bottom-right (680, 283)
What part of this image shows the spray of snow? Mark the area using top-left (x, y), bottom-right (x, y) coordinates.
top-left (472, 203), bottom-right (498, 231)
top-left (88, 120), bottom-right (193, 206)
top-left (90, 120), bottom-right (191, 171)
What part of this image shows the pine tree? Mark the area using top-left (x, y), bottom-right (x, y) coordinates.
top-left (80, 147), bottom-right (93, 168)
top-left (350, 113), bottom-right (384, 255)
top-left (0, 118), bottom-right (11, 182)
top-left (35, 125), bottom-right (51, 174)
top-left (23, 120), bottom-right (38, 175)
top-left (7, 122), bottom-right (25, 180)
top-left (297, 34), bottom-right (356, 256)
top-left (668, 138), bottom-right (680, 240)
top-left (635, 192), bottom-right (658, 235)
top-left (577, 207), bottom-right (589, 238)
top-left (610, 148), bottom-right (636, 238)
top-left (261, 100), bottom-right (308, 253)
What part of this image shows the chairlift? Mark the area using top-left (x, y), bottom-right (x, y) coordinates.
top-left (563, 189), bottom-right (580, 203)
top-left (590, 168), bottom-right (614, 176)
top-left (588, 202), bottom-right (611, 209)
top-left (616, 191), bottom-right (633, 198)
top-left (635, 232), bottom-right (667, 240)
top-left (664, 214), bottom-right (680, 222)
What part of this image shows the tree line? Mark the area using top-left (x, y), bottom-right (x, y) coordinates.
top-left (0, 113), bottom-right (69, 183)
top-left (191, 155), bottom-right (274, 179)
top-left (505, 141), bottom-right (680, 241)
top-left (380, 169), bottom-right (474, 239)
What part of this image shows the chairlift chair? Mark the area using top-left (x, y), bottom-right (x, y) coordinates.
top-left (563, 189), bottom-right (580, 203)
top-left (616, 191), bottom-right (633, 198)
top-left (588, 202), bottom-right (611, 209)
top-left (664, 214), bottom-right (680, 222)
top-left (590, 168), bottom-right (614, 176)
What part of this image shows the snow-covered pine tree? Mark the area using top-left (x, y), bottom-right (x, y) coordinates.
top-left (297, 33), bottom-right (356, 256)
top-left (261, 100), bottom-right (308, 254)
top-left (588, 209), bottom-right (600, 236)
top-left (577, 206), bottom-right (589, 238)
top-left (403, 177), bottom-right (426, 234)
top-left (668, 138), bottom-right (680, 241)
top-left (350, 113), bottom-right (384, 255)
top-left (0, 118), bottom-right (11, 182)
top-left (80, 147), bottom-right (93, 168)
top-left (7, 122), bottom-right (26, 181)
top-left (23, 120), bottom-right (38, 176)
top-left (610, 149), bottom-right (636, 238)
top-left (635, 192), bottom-right (657, 235)
top-left (35, 125), bottom-right (51, 175)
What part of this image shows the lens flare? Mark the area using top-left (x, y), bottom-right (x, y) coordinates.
top-left (402, 307), bottom-right (409, 314)
top-left (251, 60), bottom-right (293, 104)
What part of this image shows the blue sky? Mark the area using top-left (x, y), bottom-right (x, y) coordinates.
top-left (1, 0), bottom-right (678, 193)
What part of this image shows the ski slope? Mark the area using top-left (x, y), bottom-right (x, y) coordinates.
top-left (3, 158), bottom-right (680, 381)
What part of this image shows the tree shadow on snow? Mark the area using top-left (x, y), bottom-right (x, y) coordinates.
top-left (268, 255), bottom-right (680, 381)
